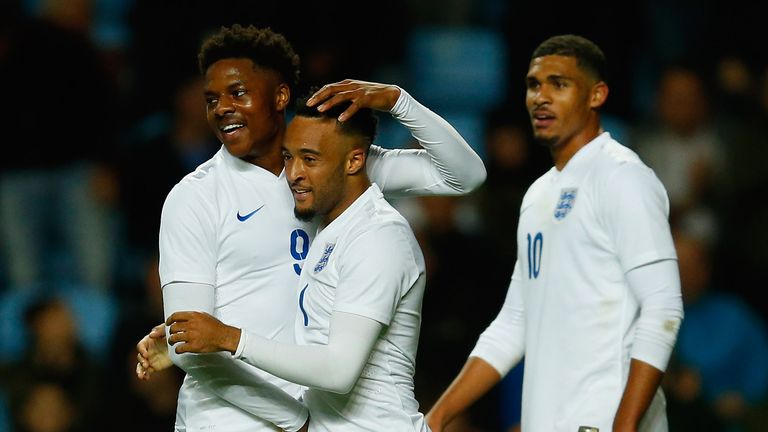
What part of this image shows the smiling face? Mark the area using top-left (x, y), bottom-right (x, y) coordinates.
top-left (204, 58), bottom-right (290, 164)
top-left (282, 116), bottom-right (366, 224)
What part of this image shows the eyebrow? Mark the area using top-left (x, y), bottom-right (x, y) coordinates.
top-left (298, 148), bottom-right (321, 155)
top-left (204, 81), bottom-right (245, 96)
top-left (282, 146), bottom-right (322, 156)
top-left (526, 74), bottom-right (576, 86)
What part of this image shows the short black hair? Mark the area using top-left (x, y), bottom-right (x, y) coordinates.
top-left (532, 34), bottom-right (607, 83)
top-left (198, 24), bottom-right (300, 91)
top-left (293, 88), bottom-right (378, 149)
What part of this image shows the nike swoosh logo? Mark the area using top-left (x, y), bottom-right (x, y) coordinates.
top-left (236, 205), bottom-right (265, 221)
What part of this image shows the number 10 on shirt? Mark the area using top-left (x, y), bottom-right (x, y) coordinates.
top-left (527, 232), bottom-right (543, 279)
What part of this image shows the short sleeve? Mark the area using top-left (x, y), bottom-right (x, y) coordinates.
top-left (333, 224), bottom-right (421, 325)
top-left (158, 183), bottom-right (218, 287)
top-left (601, 163), bottom-right (677, 272)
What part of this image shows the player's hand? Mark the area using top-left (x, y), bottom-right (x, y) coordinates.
top-left (135, 322), bottom-right (173, 380)
top-left (306, 79), bottom-right (401, 122)
top-left (166, 311), bottom-right (242, 354)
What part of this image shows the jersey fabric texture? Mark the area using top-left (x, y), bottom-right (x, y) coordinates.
top-left (295, 184), bottom-right (428, 432)
top-left (472, 132), bottom-right (677, 432)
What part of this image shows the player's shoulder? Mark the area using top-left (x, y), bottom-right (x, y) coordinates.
top-left (163, 152), bottom-right (223, 210)
top-left (592, 135), bottom-right (657, 182)
top-left (346, 205), bottom-right (422, 270)
top-left (370, 190), bottom-right (413, 230)
top-left (180, 150), bottom-right (224, 185)
top-left (591, 135), bottom-right (667, 197)
top-left (173, 150), bottom-right (226, 190)
top-left (521, 167), bottom-right (557, 209)
top-left (347, 190), bottom-right (416, 244)
top-left (591, 134), bottom-right (640, 166)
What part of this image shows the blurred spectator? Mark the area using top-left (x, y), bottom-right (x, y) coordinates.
top-left (0, 285), bottom-right (118, 367)
top-left (711, 60), bottom-right (768, 321)
top-left (1, 297), bottom-right (105, 431)
top-left (664, 230), bottom-right (768, 432)
top-left (0, 0), bottom-right (120, 292)
top-left (714, 57), bottom-right (756, 117)
top-left (15, 380), bottom-right (78, 432)
top-left (630, 65), bottom-right (726, 244)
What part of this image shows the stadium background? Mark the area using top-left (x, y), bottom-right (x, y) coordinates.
top-left (0, 0), bottom-right (767, 430)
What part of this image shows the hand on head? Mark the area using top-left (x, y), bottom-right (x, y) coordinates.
top-left (307, 79), bottom-right (401, 122)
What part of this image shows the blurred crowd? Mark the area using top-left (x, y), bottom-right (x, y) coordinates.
top-left (1, 0), bottom-right (767, 431)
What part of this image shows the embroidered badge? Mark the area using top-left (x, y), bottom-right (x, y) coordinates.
top-left (554, 188), bottom-right (578, 220)
top-left (313, 243), bottom-right (336, 273)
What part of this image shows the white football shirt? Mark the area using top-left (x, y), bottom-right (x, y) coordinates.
top-left (295, 184), bottom-right (428, 432)
top-left (159, 88), bottom-right (485, 431)
top-left (160, 147), bottom-right (312, 431)
top-left (472, 132), bottom-right (677, 432)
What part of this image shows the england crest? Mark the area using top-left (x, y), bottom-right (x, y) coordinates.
top-left (554, 188), bottom-right (578, 220)
top-left (314, 243), bottom-right (336, 273)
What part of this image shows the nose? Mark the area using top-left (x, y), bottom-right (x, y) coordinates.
top-left (214, 96), bottom-right (235, 117)
top-left (527, 86), bottom-right (548, 107)
top-left (286, 157), bottom-right (304, 184)
top-left (533, 85), bottom-right (552, 106)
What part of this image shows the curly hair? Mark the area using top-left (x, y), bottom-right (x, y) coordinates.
top-left (198, 24), bottom-right (300, 91)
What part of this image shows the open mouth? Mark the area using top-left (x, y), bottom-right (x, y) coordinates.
top-left (220, 123), bottom-right (245, 136)
top-left (532, 112), bottom-right (555, 128)
top-left (291, 187), bottom-right (311, 200)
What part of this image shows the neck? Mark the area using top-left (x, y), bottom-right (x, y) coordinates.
top-left (240, 124), bottom-right (286, 176)
top-left (322, 176), bottom-right (371, 226)
top-left (551, 117), bottom-right (602, 171)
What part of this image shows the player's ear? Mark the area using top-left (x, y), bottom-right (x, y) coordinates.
top-left (346, 147), bottom-right (366, 175)
top-left (590, 81), bottom-right (608, 109)
top-left (276, 83), bottom-right (290, 111)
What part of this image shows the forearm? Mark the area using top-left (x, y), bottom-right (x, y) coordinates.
top-left (626, 260), bottom-right (683, 371)
top-left (236, 312), bottom-right (381, 394)
top-left (427, 357), bottom-right (502, 429)
top-left (370, 89), bottom-right (486, 196)
top-left (181, 352), bottom-right (309, 432)
top-left (162, 283), bottom-right (308, 431)
top-left (613, 260), bottom-right (682, 431)
top-left (613, 358), bottom-right (664, 432)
